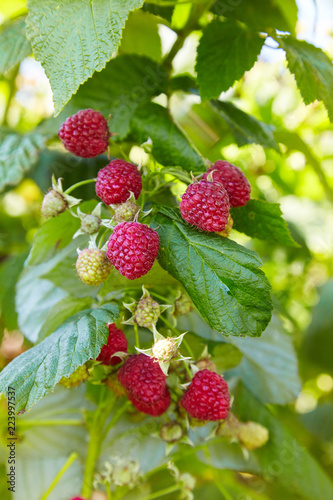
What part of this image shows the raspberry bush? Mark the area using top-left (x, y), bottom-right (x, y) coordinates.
top-left (0, 1), bottom-right (333, 500)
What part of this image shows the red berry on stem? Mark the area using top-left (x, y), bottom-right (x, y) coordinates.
top-left (107, 222), bottom-right (159, 280)
top-left (180, 180), bottom-right (230, 232)
top-left (97, 324), bottom-right (128, 366)
top-left (58, 109), bottom-right (110, 158)
top-left (129, 387), bottom-right (171, 416)
top-left (181, 369), bottom-right (230, 421)
top-left (118, 353), bottom-right (166, 404)
top-left (204, 160), bottom-right (251, 207)
top-left (95, 159), bottom-right (142, 205)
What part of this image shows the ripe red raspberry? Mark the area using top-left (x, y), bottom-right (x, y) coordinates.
top-left (58, 109), bottom-right (110, 157)
top-left (95, 160), bottom-right (142, 205)
top-left (129, 387), bottom-right (171, 416)
top-left (97, 324), bottom-right (128, 366)
top-left (180, 180), bottom-right (230, 232)
top-left (107, 222), bottom-right (159, 280)
top-left (204, 161), bottom-right (251, 207)
top-left (181, 369), bottom-right (230, 421)
top-left (118, 353), bottom-right (166, 404)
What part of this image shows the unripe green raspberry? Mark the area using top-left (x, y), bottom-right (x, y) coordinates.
top-left (41, 189), bottom-right (67, 218)
top-left (237, 421), bottom-right (269, 450)
top-left (174, 293), bottom-right (193, 316)
top-left (160, 422), bottom-right (183, 443)
top-left (152, 337), bottom-right (178, 363)
top-left (80, 213), bottom-right (101, 234)
top-left (59, 365), bottom-right (89, 388)
top-left (106, 373), bottom-right (127, 398)
top-left (111, 459), bottom-right (140, 488)
top-left (76, 248), bottom-right (112, 285)
top-left (114, 201), bottom-right (140, 222)
top-left (196, 358), bottom-right (217, 372)
top-left (217, 215), bottom-right (233, 237)
top-left (216, 412), bottom-right (240, 438)
top-left (134, 297), bottom-right (160, 328)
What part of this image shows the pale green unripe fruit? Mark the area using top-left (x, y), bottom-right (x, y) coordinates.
top-left (76, 248), bottom-right (112, 285)
top-left (41, 189), bottom-right (67, 218)
top-left (80, 213), bottom-right (101, 234)
top-left (134, 297), bottom-right (160, 328)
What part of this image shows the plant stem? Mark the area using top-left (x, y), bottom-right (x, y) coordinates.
top-left (106, 481), bottom-right (112, 500)
top-left (19, 419), bottom-right (83, 429)
top-left (101, 400), bottom-right (131, 442)
top-left (159, 315), bottom-right (179, 336)
top-left (150, 291), bottom-right (171, 303)
top-left (40, 452), bottom-right (78, 500)
top-left (134, 323), bottom-right (140, 349)
top-left (64, 178), bottom-right (96, 194)
top-left (81, 389), bottom-right (115, 498)
top-left (143, 484), bottom-right (181, 500)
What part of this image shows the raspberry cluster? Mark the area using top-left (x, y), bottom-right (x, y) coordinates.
top-left (180, 160), bottom-right (251, 232)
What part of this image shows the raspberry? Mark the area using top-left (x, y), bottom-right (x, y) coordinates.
top-left (107, 222), bottom-right (159, 280)
top-left (106, 373), bottom-right (127, 398)
top-left (76, 248), bottom-right (112, 285)
top-left (129, 387), bottom-right (171, 416)
top-left (59, 365), bottom-right (89, 388)
top-left (174, 293), bottom-right (193, 316)
top-left (118, 353), bottom-right (166, 404)
top-left (181, 369), bottom-right (230, 421)
top-left (160, 421), bottom-right (183, 442)
top-left (80, 213), bottom-right (101, 235)
top-left (152, 337), bottom-right (178, 363)
top-left (204, 160), bottom-right (251, 207)
top-left (58, 109), bottom-right (110, 158)
top-left (97, 324), bottom-right (128, 366)
top-left (41, 189), bottom-right (67, 218)
top-left (134, 297), bottom-right (160, 328)
top-left (96, 160), bottom-right (142, 205)
top-left (114, 201), bottom-right (140, 223)
top-left (237, 421), bottom-right (269, 450)
top-left (216, 412), bottom-right (240, 439)
top-left (180, 180), bottom-right (230, 232)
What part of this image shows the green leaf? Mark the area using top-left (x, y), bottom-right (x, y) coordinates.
top-left (229, 315), bottom-right (301, 404)
top-left (177, 312), bottom-right (300, 404)
top-left (211, 100), bottom-right (280, 152)
top-left (26, 0), bottom-right (145, 115)
top-left (196, 20), bottom-right (265, 101)
top-left (71, 55), bottom-right (168, 139)
top-left (231, 199), bottom-right (298, 247)
top-left (151, 206), bottom-right (273, 337)
top-left (302, 280), bottom-right (333, 374)
top-left (131, 102), bottom-right (206, 171)
top-left (38, 296), bottom-right (93, 339)
top-left (0, 252), bottom-right (27, 330)
top-left (212, 0), bottom-right (297, 33)
top-left (0, 131), bottom-right (45, 191)
top-left (279, 36), bottom-right (333, 121)
top-left (0, 16), bottom-right (31, 74)
top-left (0, 304), bottom-right (119, 412)
top-left (28, 210), bottom-right (81, 266)
top-left (120, 10), bottom-right (162, 62)
top-left (233, 384), bottom-right (333, 500)
top-left (15, 387), bottom-right (92, 500)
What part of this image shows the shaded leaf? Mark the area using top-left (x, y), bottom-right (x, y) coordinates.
top-left (196, 20), bottom-right (264, 101)
top-left (151, 206), bottom-right (273, 337)
top-left (279, 36), bottom-right (333, 121)
top-left (120, 10), bottom-right (162, 62)
top-left (131, 102), bottom-right (206, 171)
top-left (211, 100), bottom-right (280, 152)
top-left (26, 0), bottom-right (145, 114)
top-left (0, 304), bottom-right (119, 412)
top-left (231, 199), bottom-right (298, 247)
top-left (0, 16), bottom-right (31, 74)
top-left (0, 252), bottom-right (27, 330)
top-left (0, 131), bottom-right (45, 191)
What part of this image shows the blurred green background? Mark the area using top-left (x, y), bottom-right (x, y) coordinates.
top-left (0, 0), bottom-right (332, 499)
